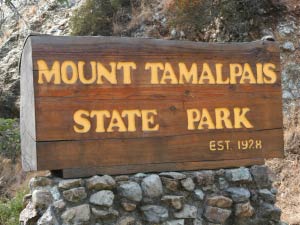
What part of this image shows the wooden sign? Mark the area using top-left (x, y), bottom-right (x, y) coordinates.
top-left (20, 35), bottom-right (283, 178)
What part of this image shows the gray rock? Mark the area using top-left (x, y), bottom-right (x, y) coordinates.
top-left (159, 172), bottom-right (187, 180)
top-left (193, 219), bottom-right (204, 225)
top-left (282, 62), bottom-right (300, 99)
top-left (161, 177), bottom-right (179, 192)
top-left (91, 207), bottom-right (119, 219)
top-left (250, 165), bottom-right (270, 188)
top-left (235, 201), bottom-right (255, 217)
top-left (52, 200), bottom-right (66, 212)
top-left (170, 28), bottom-right (177, 38)
top-left (258, 202), bottom-right (281, 220)
top-left (278, 222), bottom-right (289, 225)
top-left (23, 194), bottom-right (32, 207)
top-left (29, 177), bottom-right (53, 191)
top-left (49, 186), bottom-right (61, 201)
top-left (181, 177), bottom-right (195, 191)
top-left (19, 202), bottom-right (39, 225)
top-left (282, 42), bottom-right (295, 51)
top-left (63, 187), bottom-right (87, 203)
top-left (218, 177), bottom-right (229, 189)
top-left (141, 205), bottom-right (168, 223)
top-left (115, 175), bottom-right (129, 182)
top-left (134, 173), bottom-right (147, 178)
top-left (194, 170), bottom-right (215, 186)
top-left (234, 218), bottom-right (268, 225)
top-left (163, 219), bottom-right (185, 225)
top-left (118, 181), bottom-right (143, 202)
top-left (37, 207), bottom-right (59, 225)
top-left (142, 174), bottom-right (163, 198)
top-left (206, 195), bottom-right (233, 208)
top-left (204, 206), bottom-right (231, 224)
top-left (121, 201), bottom-right (137, 212)
top-left (86, 175), bottom-right (116, 190)
top-left (174, 204), bottom-right (197, 219)
top-left (61, 204), bottom-right (90, 224)
top-left (32, 190), bottom-right (54, 210)
top-left (277, 21), bottom-right (295, 36)
top-left (225, 167), bottom-right (252, 182)
top-left (194, 189), bottom-right (205, 200)
top-left (226, 187), bottom-right (250, 203)
top-left (202, 184), bottom-right (218, 192)
top-left (116, 216), bottom-right (136, 225)
top-left (161, 195), bottom-right (185, 210)
top-left (180, 31), bottom-right (185, 38)
top-left (270, 187), bottom-right (278, 195)
top-left (89, 190), bottom-right (114, 207)
top-left (258, 189), bottom-right (276, 203)
top-left (58, 179), bottom-right (83, 190)
top-left (216, 169), bottom-right (226, 176)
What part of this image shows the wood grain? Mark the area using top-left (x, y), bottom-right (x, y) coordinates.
top-left (20, 37), bottom-right (37, 171)
top-left (20, 35), bottom-right (284, 177)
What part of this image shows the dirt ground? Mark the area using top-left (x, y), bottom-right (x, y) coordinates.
top-left (267, 106), bottom-right (300, 225)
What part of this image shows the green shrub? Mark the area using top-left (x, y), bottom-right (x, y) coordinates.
top-left (70, 0), bottom-right (115, 36)
top-left (0, 189), bottom-right (27, 225)
top-left (168, 0), bottom-right (283, 41)
top-left (0, 118), bottom-right (20, 161)
top-left (110, 0), bottom-right (131, 10)
top-left (70, 0), bottom-right (131, 36)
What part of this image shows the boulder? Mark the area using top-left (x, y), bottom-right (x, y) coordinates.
top-left (194, 189), bottom-right (205, 200)
top-left (226, 187), bottom-right (250, 203)
top-left (121, 201), bottom-right (137, 212)
top-left (250, 165), bottom-right (271, 188)
top-left (116, 216), bottom-right (136, 225)
top-left (194, 170), bottom-right (215, 186)
top-left (174, 204), bottom-right (197, 219)
top-left (32, 190), bottom-right (53, 211)
top-left (258, 189), bottom-right (276, 203)
top-left (61, 204), bottom-right (91, 224)
top-left (37, 207), bottom-right (59, 225)
top-left (29, 177), bottom-right (53, 191)
top-left (86, 175), bottom-right (116, 190)
top-left (225, 167), bottom-right (252, 182)
top-left (118, 182), bottom-right (142, 202)
top-left (161, 195), bottom-right (185, 210)
top-left (91, 207), bottom-right (119, 219)
top-left (19, 202), bottom-right (39, 225)
top-left (159, 172), bottom-right (187, 180)
top-left (235, 201), bottom-right (255, 217)
top-left (204, 206), bottom-right (231, 224)
top-left (141, 205), bottom-right (168, 223)
top-left (63, 187), bottom-right (87, 203)
top-left (58, 179), bottom-right (84, 190)
top-left (181, 177), bottom-right (195, 191)
top-left (163, 219), bottom-right (185, 225)
top-left (206, 195), bottom-right (233, 208)
top-left (258, 203), bottom-right (281, 220)
top-left (141, 174), bottom-right (163, 198)
top-left (89, 190), bottom-right (114, 207)
top-left (161, 177), bottom-right (179, 192)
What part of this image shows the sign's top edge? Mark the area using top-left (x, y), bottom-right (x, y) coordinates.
top-left (23, 33), bottom-right (278, 46)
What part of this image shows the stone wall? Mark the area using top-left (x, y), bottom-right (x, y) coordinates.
top-left (20, 166), bottom-right (286, 225)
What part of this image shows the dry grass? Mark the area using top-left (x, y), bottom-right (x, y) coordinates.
top-left (266, 101), bottom-right (300, 225)
top-left (267, 154), bottom-right (300, 224)
top-left (0, 156), bottom-right (47, 199)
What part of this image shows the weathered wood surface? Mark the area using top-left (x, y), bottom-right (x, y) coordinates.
top-left (20, 35), bottom-right (283, 177)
